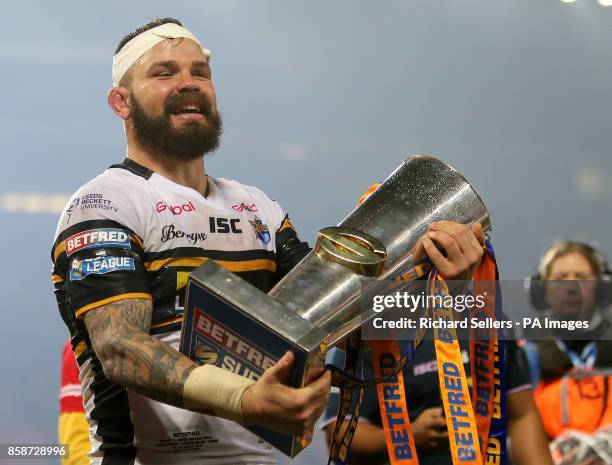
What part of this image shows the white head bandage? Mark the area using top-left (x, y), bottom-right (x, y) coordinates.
top-left (112, 23), bottom-right (211, 87)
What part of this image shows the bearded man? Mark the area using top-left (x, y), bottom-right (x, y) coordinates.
top-left (51, 18), bottom-right (331, 465)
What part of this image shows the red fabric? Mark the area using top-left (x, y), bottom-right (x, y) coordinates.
top-left (60, 339), bottom-right (85, 413)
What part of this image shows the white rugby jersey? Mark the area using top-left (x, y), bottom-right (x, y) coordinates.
top-left (51, 158), bottom-right (310, 465)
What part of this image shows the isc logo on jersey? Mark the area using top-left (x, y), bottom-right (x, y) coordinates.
top-left (69, 256), bottom-right (135, 281)
top-left (65, 228), bottom-right (131, 256)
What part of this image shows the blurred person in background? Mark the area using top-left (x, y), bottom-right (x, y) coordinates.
top-left (524, 241), bottom-right (612, 464)
top-left (59, 339), bottom-right (89, 465)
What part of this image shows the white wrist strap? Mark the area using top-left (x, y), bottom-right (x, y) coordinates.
top-left (183, 364), bottom-right (255, 423)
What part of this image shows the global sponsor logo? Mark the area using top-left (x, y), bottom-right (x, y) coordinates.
top-left (69, 256), bottom-right (135, 281)
top-left (65, 228), bottom-right (131, 256)
top-left (232, 203), bottom-right (258, 213)
top-left (249, 215), bottom-right (271, 245)
top-left (79, 193), bottom-right (118, 213)
top-left (161, 224), bottom-right (207, 245)
top-left (156, 201), bottom-right (196, 215)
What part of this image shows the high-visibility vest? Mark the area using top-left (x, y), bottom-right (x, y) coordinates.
top-left (533, 368), bottom-right (612, 439)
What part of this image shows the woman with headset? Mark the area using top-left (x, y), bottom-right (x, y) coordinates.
top-left (524, 241), bottom-right (612, 444)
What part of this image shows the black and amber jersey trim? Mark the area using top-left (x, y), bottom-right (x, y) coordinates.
top-left (144, 247), bottom-right (277, 273)
top-left (74, 293), bottom-right (153, 319)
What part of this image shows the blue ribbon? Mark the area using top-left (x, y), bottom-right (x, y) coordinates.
top-left (486, 240), bottom-right (508, 465)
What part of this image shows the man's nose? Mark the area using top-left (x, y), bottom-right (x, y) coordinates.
top-left (176, 70), bottom-right (199, 92)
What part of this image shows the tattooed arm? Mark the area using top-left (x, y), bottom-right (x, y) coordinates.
top-left (83, 298), bottom-right (332, 434)
top-left (84, 298), bottom-right (196, 407)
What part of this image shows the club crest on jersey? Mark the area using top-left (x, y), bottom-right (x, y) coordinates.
top-left (65, 197), bottom-right (80, 224)
top-left (69, 256), bottom-right (135, 281)
top-left (232, 203), bottom-right (258, 213)
top-left (249, 216), bottom-right (271, 245)
top-left (65, 228), bottom-right (131, 256)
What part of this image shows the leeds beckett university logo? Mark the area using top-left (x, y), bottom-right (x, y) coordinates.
top-left (156, 201), bottom-right (196, 215)
top-left (65, 194), bottom-right (118, 224)
top-left (232, 203), bottom-right (258, 213)
top-left (65, 229), bottom-right (131, 256)
top-left (80, 193), bottom-right (118, 213)
top-left (249, 216), bottom-right (271, 245)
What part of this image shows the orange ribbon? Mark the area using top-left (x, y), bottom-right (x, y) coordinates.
top-left (371, 340), bottom-right (420, 465)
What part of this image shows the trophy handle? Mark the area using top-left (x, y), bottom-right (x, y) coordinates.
top-left (315, 227), bottom-right (387, 278)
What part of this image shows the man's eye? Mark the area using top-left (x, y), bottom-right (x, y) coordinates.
top-left (156, 71), bottom-right (173, 77)
top-left (193, 71), bottom-right (209, 78)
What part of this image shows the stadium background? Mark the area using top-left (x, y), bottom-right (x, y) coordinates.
top-left (1, 1), bottom-right (611, 464)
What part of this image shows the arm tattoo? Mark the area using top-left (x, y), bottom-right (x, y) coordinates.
top-left (84, 299), bottom-right (196, 407)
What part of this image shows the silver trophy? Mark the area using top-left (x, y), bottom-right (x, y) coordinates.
top-left (180, 155), bottom-right (491, 456)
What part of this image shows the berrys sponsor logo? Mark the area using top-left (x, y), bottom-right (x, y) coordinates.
top-left (161, 224), bottom-right (207, 245)
top-left (156, 201), bottom-right (196, 215)
top-left (65, 228), bottom-right (131, 256)
top-left (232, 203), bottom-right (258, 213)
top-left (69, 256), bottom-right (135, 281)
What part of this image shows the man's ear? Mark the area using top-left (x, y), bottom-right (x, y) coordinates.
top-left (108, 87), bottom-right (131, 120)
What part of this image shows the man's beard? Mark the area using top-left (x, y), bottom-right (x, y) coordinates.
top-left (130, 90), bottom-right (223, 161)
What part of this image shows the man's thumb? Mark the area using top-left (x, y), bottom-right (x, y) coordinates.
top-left (472, 222), bottom-right (485, 245)
top-left (261, 351), bottom-right (294, 385)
